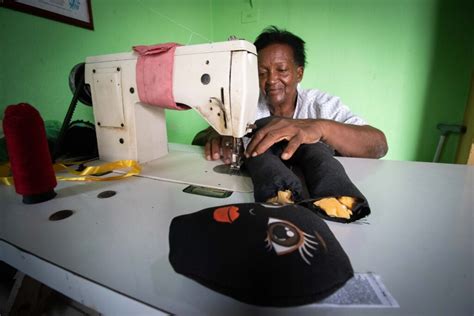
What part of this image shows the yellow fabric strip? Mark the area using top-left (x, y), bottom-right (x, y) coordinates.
top-left (0, 163), bottom-right (13, 186)
top-left (0, 160), bottom-right (141, 185)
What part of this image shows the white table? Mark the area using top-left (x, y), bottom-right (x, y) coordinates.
top-left (1, 144), bottom-right (473, 315)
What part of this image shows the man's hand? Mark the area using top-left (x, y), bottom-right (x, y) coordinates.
top-left (245, 117), bottom-right (388, 159)
top-left (245, 117), bottom-right (323, 160)
top-left (204, 131), bottom-right (234, 164)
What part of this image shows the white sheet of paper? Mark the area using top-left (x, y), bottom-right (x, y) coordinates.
top-left (314, 273), bottom-right (399, 308)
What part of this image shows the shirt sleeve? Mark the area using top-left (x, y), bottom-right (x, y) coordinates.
top-left (314, 91), bottom-right (366, 126)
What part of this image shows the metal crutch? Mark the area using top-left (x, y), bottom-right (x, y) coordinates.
top-left (432, 123), bottom-right (466, 162)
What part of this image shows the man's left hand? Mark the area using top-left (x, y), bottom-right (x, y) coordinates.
top-left (245, 117), bottom-right (324, 160)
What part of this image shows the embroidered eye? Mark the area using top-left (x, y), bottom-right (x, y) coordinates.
top-left (265, 217), bottom-right (319, 265)
top-left (268, 221), bottom-right (301, 250)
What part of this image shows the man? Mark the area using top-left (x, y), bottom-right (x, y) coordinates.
top-left (197, 26), bottom-right (388, 162)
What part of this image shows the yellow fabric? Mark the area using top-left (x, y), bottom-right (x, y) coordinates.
top-left (314, 197), bottom-right (354, 219)
top-left (337, 196), bottom-right (356, 209)
top-left (266, 190), bottom-right (294, 205)
top-left (0, 160), bottom-right (141, 185)
top-left (0, 163), bottom-right (13, 186)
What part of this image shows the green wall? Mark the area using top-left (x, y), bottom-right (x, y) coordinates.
top-left (0, 0), bottom-right (213, 145)
top-left (212, 0), bottom-right (473, 162)
top-left (1, 0), bottom-right (473, 162)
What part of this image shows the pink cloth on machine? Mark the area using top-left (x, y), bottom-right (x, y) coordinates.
top-left (133, 43), bottom-right (189, 110)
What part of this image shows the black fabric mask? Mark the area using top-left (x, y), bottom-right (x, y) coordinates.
top-left (169, 203), bottom-right (353, 306)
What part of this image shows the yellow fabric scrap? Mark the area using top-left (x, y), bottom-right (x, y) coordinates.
top-left (337, 196), bottom-right (356, 209)
top-left (266, 190), bottom-right (294, 205)
top-left (314, 196), bottom-right (355, 219)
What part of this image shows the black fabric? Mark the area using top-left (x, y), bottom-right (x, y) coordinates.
top-left (244, 117), bottom-right (370, 223)
top-left (245, 143), bottom-right (305, 202)
top-left (60, 120), bottom-right (98, 159)
top-left (293, 142), bottom-right (370, 223)
top-left (169, 203), bottom-right (353, 306)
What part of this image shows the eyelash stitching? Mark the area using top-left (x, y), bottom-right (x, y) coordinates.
top-left (299, 232), bottom-right (319, 265)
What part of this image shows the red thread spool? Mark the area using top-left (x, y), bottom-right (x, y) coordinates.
top-left (3, 103), bottom-right (57, 204)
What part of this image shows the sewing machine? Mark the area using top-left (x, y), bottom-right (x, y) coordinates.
top-left (84, 40), bottom-right (258, 192)
top-left (85, 40), bottom-right (259, 192)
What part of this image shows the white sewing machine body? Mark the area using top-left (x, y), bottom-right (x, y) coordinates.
top-left (84, 40), bottom-right (258, 164)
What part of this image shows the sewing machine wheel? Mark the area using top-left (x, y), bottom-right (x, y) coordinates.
top-left (53, 63), bottom-right (94, 160)
top-left (69, 62), bottom-right (92, 106)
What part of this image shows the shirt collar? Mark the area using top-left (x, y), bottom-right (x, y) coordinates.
top-left (293, 84), bottom-right (303, 119)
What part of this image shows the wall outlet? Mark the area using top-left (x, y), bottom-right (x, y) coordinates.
top-left (241, 9), bottom-right (259, 24)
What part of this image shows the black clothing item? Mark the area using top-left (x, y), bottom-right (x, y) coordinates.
top-left (244, 117), bottom-right (370, 223)
top-left (169, 203), bottom-right (354, 306)
top-left (245, 142), bottom-right (305, 202)
top-left (294, 142), bottom-right (370, 223)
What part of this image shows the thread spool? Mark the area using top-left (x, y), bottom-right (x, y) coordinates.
top-left (3, 103), bottom-right (57, 204)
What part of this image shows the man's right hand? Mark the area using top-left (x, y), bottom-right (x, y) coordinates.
top-left (204, 130), bottom-right (233, 164)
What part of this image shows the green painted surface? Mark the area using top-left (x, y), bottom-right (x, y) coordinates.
top-left (1, 0), bottom-right (472, 162)
top-left (212, 0), bottom-right (473, 162)
top-left (0, 0), bottom-right (213, 145)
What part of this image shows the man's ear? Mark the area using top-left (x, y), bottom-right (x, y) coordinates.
top-left (297, 66), bottom-right (304, 83)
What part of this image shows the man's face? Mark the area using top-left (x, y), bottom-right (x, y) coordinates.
top-left (257, 43), bottom-right (304, 112)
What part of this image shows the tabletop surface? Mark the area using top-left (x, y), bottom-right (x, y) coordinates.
top-left (1, 145), bottom-right (473, 315)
